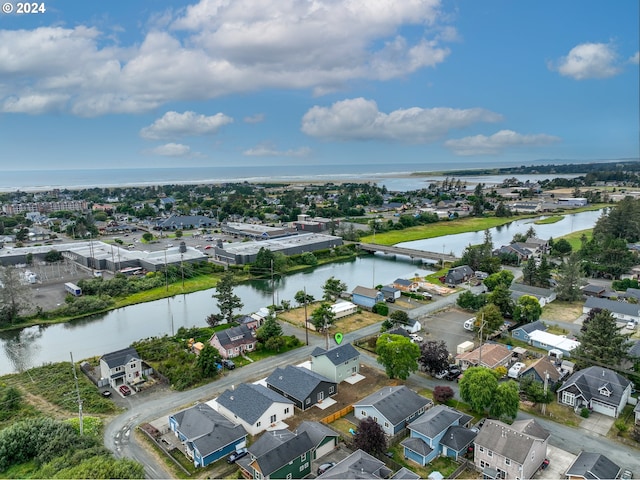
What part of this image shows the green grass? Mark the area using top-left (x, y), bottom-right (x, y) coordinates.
top-left (0, 459), bottom-right (39, 479)
top-left (558, 228), bottom-right (593, 252)
top-left (534, 215), bottom-right (563, 225)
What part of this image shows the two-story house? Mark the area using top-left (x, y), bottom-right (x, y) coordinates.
top-left (99, 347), bottom-right (143, 389)
top-left (266, 366), bottom-right (337, 411)
top-left (310, 343), bottom-right (360, 383)
top-left (474, 419), bottom-right (550, 480)
top-left (351, 286), bottom-right (384, 310)
top-left (209, 324), bottom-right (257, 359)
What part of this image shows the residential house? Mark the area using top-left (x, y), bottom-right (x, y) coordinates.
top-left (240, 429), bottom-right (314, 480)
top-left (511, 320), bottom-right (547, 342)
top-left (474, 419), bottom-right (550, 480)
top-left (391, 468), bottom-right (421, 479)
top-left (351, 286), bottom-right (384, 309)
top-left (581, 284), bottom-right (607, 298)
top-left (565, 451), bottom-right (621, 480)
top-left (381, 285), bottom-right (401, 302)
top-left (634, 402), bottom-right (640, 426)
top-left (519, 356), bottom-right (563, 387)
top-left (310, 343), bottom-right (360, 383)
top-left (494, 243), bottom-right (534, 262)
top-left (168, 403), bottom-right (247, 468)
top-left (266, 366), bottom-right (337, 411)
top-left (527, 330), bottom-right (579, 358)
top-left (216, 383), bottom-right (294, 435)
top-left (393, 278), bottom-right (417, 292)
top-left (100, 347), bottom-right (143, 389)
top-left (237, 315), bottom-right (260, 330)
top-left (296, 421), bottom-right (340, 459)
top-left (401, 405), bottom-right (475, 466)
top-left (316, 449), bottom-right (392, 479)
top-left (583, 297), bottom-right (640, 324)
top-left (387, 327), bottom-right (412, 339)
top-left (456, 343), bottom-right (512, 370)
top-left (354, 385), bottom-right (433, 436)
top-left (519, 237), bottom-right (550, 255)
top-left (556, 366), bottom-right (632, 418)
top-left (330, 300), bottom-right (357, 319)
top-left (155, 214), bottom-right (216, 230)
top-left (400, 319), bottom-right (423, 334)
top-left (623, 287), bottom-right (640, 301)
top-left (509, 283), bottom-right (556, 307)
top-left (209, 324), bottom-right (257, 359)
top-left (444, 265), bottom-right (474, 286)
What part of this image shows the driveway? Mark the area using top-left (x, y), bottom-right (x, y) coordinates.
top-left (534, 444), bottom-right (576, 480)
top-left (579, 412), bottom-right (615, 436)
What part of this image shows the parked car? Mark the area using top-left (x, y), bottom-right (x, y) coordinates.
top-left (227, 448), bottom-right (248, 464)
top-left (409, 333), bottom-right (423, 342)
top-left (445, 367), bottom-right (462, 381)
top-left (539, 459), bottom-right (550, 471)
top-left (119, 385), bottom-right (131, 396)
top-left (621, 469), bottom-right (633, 479)
top-left (463, 318), bottom-right (475, 331)
top-left (317, 462), bottom-right (336, 475)
top-left (627, 321), bottom-right (637, 330)
top-left (101, 390), bottom-right (112, 397)
top-left (221, 359), bottom-right (236, 370)
top-left (434, 370), bottom-right (448, 380)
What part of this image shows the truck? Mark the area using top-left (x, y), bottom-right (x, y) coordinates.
top-left (64, 282), bottom-right (82, 296)
top-left (457, 341), bottom-right (474, 354)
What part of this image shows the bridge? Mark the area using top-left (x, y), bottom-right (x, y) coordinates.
top-left (357, 243), bottom-right (459, 263)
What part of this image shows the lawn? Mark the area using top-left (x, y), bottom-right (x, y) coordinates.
top-left (519, 400), bottom-right (580, 428)
top-left (557, 228), bottom-right (593, 252)
top-left (541, 301), bottom-right (584, 323)
top-left (534, 215), bottom-right (563, 225)
top-left (277, 304), bottom-right (386, 335)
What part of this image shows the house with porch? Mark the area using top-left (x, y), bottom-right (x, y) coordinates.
top-left (310, 343), bottom-right (360, 383)
top-left (455, 343), bottom-right (512, 371)
top-left (556, 366), bottom-right (632, 418)
top-left (215, 383), bottom-right (294, 435)
top-left (209, 324), bottom-right (257, 359)
top-left (168, 403), bottom-right (247, 468)
top-left (99, 347), bottom-right (143, 389)
top-left (351, 286), bottom-right (384, 309)
top-left (401, 405), bottom-right (475, 466)
top-left (474, 419), bottom-right (550, 480)
top-left (354, 385), bottom-right (432, 436)
top-left (266, 366), bottom-right (337, 411)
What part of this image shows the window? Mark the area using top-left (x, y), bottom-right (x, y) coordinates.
top-left (306, 398), bottom-right (311, 405)
top-left (247, 344), bottom-right (253, 350)
top-left (479, 446), bottom-right (485, 453)
top-left (256, 421), bottom-right (261, 427)
top-left (329, 386), bottom-right (335, 394)
top-left (531, 451), bottom-right (535, 461)
top-left (361, 410), bottom-right (367, 417)
top-left (284, 408), bottom-right (290, 414)
top-left (384, 421), bottom-right (389, 428)
top-left (562, 391), bottom-right (575, 406)
top-left (505, 459), bottom-right (511, 466)
top-left (286, 473), bottom-right (292, 479)
top-left (255, 472), bottom-right (262, 480)
top-left (373, 416), bottom-right (378, 423)
top-left (300, 452), bottom-right (306, 461)
top-left (270, 414), bottom-right (276, 423)
top-left (488, 450), bottom-right (493, 457)
top-left (480, 460), bottom-right (490, 469)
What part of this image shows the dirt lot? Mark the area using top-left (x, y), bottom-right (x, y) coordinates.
top-left (278, 304), bottom-right (386, 335)
top-left (541, 301), bottom-right (584, 323)
top-left (285, 364), bottom-right (397, 430)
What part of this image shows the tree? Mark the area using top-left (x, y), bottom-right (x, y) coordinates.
top-left (376, 333), bottom-right (420, 380)
top-left (552, 238), bottom-right (572, 256)
top-left (197, 344), bottom-right (221, 377)
top-left (458, 366), bottom-right (498, 413)
top-left (389, 310), bottom-right (410, 325)
top-left (522, 257), bottom-right (537, 286)
top-left (205, 313), bottom-right (223, 328)
top-left (418, 340), bottom-right (450, 375)
top-left (0, 266), bottom-right (31, 325)
top-left (142, 232), bottom-right (154, 242)
top-left (213, 271), bottom-right (243, 323)
top-left (487, 285), bottom-right (514, 318)
top-left (310, 303), bottom-right (336, 332)
top-left (556, 254), bottom-right (583, 301)
top-left (175, 229), bottom-right (183, 238)
top-left (489, 380), bottom-right (520, 421)
top-left (483, 270), bottom-right (514, 292)
top-left (457, 290), bottom-right (488, 311)
top-left (475, 304), bottom-right (504, 339)
top-left (322, 276), bottom-right (347, 301)
top-left (433, 385), bottom-right (454, 404)
top-left (44, 249), bottom-right (64, 263)
top-left (372, 301), bottom-right (389, 316)
top-left (251, 247), bottom-right (275, 276)
top-left (535, 256), bottom-right (552, 287)
top-left (353, 416), bottom-right (386, 456)
top-left (294, 289), bottom-right (314, 307)
top-left (573, 309), bottom-right (632, 368)
top-left (513, 295), bottom-right (542, 324)
top-left (256, 314), bottom-right (283, 342)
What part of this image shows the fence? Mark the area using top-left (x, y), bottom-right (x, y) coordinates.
top-left (320, 405), bottom-right (353, 424)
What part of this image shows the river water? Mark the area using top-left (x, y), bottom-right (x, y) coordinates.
top-left (0, 209), bottom-right (603, 375)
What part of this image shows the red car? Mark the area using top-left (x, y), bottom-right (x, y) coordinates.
top-left (119, 385), bottom-right (131, 396)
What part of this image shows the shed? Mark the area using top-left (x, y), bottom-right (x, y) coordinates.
top-left (330, 301), bottom-right (357, 319)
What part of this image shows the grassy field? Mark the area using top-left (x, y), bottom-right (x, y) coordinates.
top-left (278, 303), bottom-right (386, 334)
top-left (557, 228), bottom-right (593, 251)
top-left (534, 215), bottom-right (563, 225)
top-left (541, 301), bottom-right (584, 322)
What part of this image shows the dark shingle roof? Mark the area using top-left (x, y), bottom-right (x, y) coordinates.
top-left (510, 283), bottom-right (554, 297)
top-left (101, 347), bottom-right (139, 369)
top-left (296, 421), bottom-right (339, 448)
top-left (213, 324), bottom-right (255, 349)
top-left (252, 431), bottom-right (314, 477)
top-left (317, 450), bottom-right (391, 479)
top-left (407, 404), bottom-right (463, 439)
top-left (400, 436), bottom-right (433, 456)
top-left (584, 297), bottom-right (640, 317)
top-left (440, 425), bottom-right (477, 451)
top-left (513, 320), bottom-right (547, 335)
top-left (394, 278), bottom-right (412, 286)
top-left (391, 467), bottom-right (421, 480)
top-left (475, 419), bottom-right (549, 464)
top-left (248, 428), bottom-right (295, 458)
top-left (266, 366), bottom-right (335, 402)
top-left (354, 386), bottom-right (432, 427)
top-left (566, 451), bottom-right (621, 480)
top-left (311, 343), bottom-right (359, 365)
top-left (557, 366), bottom-right (631, 408)
top-left (217, 383), bottom-right (293, 424)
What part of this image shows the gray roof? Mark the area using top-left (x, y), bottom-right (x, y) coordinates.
top-left (510, 283), bottom-right (554, 297)
top-left (624, 287), bottom-right (640, 300)
top-left (581, 284), bottom-right (606, 294)
top-left (394, 278), bottom-right (412, 286)
top-left (474, 419), bottom-right (549, 464)
top-left (513, 320), bottom-right (547, 335)
top-left (217, 383), bottom-right (293, 424)
top-left (557, 366), bottom-right (631, 408)
top-left (400, 436), bottom-right (433, 456)
top-left (584, 297), bottom-right (640, 317)
top-left (252, 431), bottom-right (314, 477)
top-left (171, 404), bottom-right (247, 456)
top-left (296, 421), bottom-right (339, 448)
top-left (214, 324), bottom-right (255, 348)
top-left (266, 365), bottom-right (336, 402)
top-left (317, 449), bottom-right (391, 479)
top-left (311, 343), bottom-right (360, 365)
top-left (354, 386), bottom-right (432, 427)
top-left (352, 286), bottom-right (381, 298)
top-left (386, 327), bottom-right (411, 338)
top-left (391, 467), bottom-right (421, 480)
top-left (565, 451), bottom-right (621, 480)
top-left (407, 404), bottom-right (463, 439)
top-left (381, 285), bottom-right (400, 294)
top-left (101, 347), bottom-right (139, 369)
top-left (628, 340), bottom-right (640, 358)
top-left (248, 429), bottom-right (295, 458)
top-left (440, 425), bottom-right (477, 451)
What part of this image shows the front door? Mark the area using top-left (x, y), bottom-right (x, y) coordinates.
top-left (318, 391), bottom-right (324, 402)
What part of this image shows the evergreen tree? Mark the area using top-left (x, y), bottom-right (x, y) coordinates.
top-left (310, 303), bottom-right (336, 332)
top-left (294, 289), bottom-right (314, 306)
top-left (256, 314), bottom-right (283, 342)
top-left (522, 257), bottom-right (537, 286)
top-left (212, 271), bottom-right (243, 323)
top-left (322, 276), bottom-right (347, 301)
top-left (556, 254), bottom-right (583, 301)
top-left (487, 285), bottom-right (514, 318)
top-left (573, 309), bottom-right (632, 368)
top-left (535, 256), bottom-right (552, 287)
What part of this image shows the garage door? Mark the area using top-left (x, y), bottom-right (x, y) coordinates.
top-left (591, 401), bottom-right (616, 417)
top-left (315, 438), bottom-right (336, 459)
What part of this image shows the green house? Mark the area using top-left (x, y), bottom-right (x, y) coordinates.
top-left (243, 429), bottom-right (314, 479)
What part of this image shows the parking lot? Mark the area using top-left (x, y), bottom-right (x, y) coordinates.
top-left (421, 307), bottom-right (477, 356)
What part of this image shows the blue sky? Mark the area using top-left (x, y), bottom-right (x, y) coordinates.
top-left (0, 0), bottom-right (638, 171)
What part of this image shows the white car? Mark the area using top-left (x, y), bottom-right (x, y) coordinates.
top-left (627, 321), bottom-right (637, 330)
top-left (463, 318), bottom-right (475, 331)
top-left (409, 333), bottom-right (423, 342)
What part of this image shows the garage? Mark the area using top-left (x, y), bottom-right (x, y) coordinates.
top-left (315, 437), bottom-right (337, 459)
top-left (591, 400), bottom-right (617, 417)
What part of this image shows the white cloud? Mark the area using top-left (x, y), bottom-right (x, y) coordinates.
top-left (629, 51), bottom-right (640, 65)
top-left (149, 143), bottom-right (192, 157)
top-left (2, 93), bottom-right (70, 114)
top-left (243, 143), bottom-right (311, 157)
top-left (552, 42), bottom-right (622, 80)
top-left (301, 98), bottom-right (502, 143)
top-left (444, 130), bottom-right (561, 155)
top-left (244, 113), bottom-right (265, 124)
top-left (0, 0), bottom-right (454, 115)
top-left (140, 111), bottom-right (233, 140)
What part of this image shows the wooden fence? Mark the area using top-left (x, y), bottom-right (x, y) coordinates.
top-left (320, 405), bottom-right (353, 424)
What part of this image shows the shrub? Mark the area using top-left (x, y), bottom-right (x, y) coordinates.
top-left (614, 420), bottom-right (628, 433)
top-left (580, 407), bottom-right (590, 418)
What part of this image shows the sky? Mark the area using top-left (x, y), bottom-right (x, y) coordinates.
top-left (0, 0), bottom-right (638, 171)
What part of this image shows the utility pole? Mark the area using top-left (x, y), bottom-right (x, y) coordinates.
top-left (304, 286), bottom-right (309, 346)
top-left (271, 259), bottom-right (275, 308)
top-left (542, 371), bottom-right (549, 415)
top-left (478, 313), bottom-right (485, 367)
top-left (70, 352), bottom-right (83, 435)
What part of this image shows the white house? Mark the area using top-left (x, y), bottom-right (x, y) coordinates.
top-left (330, 300), bottom-right (357, 319)
top-left (527, 330), bottom-right (580, 358)
top-left (99, 347), bottom-right (143, 389)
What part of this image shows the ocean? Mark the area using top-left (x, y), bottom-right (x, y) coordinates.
top-left (1, 160), bottom-right (588, 193)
